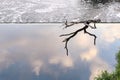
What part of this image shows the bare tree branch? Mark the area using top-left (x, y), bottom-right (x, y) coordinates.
top-left (60, 27), bottom-right (86, 56)
top-left (84, 29), bottom-right (97, 45)
top-left (60, 19), bottom-right (101, 56)
top-left (63, 19), bottom-right (101, 29)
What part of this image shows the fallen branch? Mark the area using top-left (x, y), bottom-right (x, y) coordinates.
top-left (60, 19), bottom-right (101, 56)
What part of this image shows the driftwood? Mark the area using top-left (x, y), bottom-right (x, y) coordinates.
top-left (60, 19), bottom-right (101, 56)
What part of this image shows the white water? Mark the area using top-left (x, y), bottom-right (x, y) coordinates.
top-left (0, 0), bottom-right (120, 22)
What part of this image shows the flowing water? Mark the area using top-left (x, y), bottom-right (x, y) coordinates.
top-left (0, 0), bottom-right (120, 22)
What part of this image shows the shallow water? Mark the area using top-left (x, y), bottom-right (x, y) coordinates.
top-left (0, 0), bottom-right (120, 22)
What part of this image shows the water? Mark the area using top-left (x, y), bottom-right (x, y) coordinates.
top-left (0, 24), bottom-right (120, 80)
top-left (0, 0), bottom-right (120, 22)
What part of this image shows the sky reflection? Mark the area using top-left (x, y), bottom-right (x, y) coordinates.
top-left (0, 24), bottom-right (120, 80)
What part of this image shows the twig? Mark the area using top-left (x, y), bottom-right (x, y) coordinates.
top-left (60, 19), bottom-right (100, 56)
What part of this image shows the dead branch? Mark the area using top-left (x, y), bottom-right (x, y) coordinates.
top-left (60, 19), bottom-right (100, 56)
top-left (63, 19), bottom-right (101, 29)
top-left (84, 29), bottom-right (97, 45)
